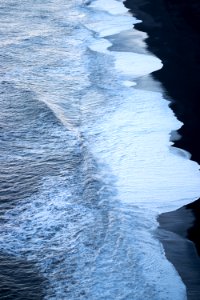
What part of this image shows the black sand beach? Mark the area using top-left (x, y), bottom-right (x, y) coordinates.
top-left (124, 0), bottom-right (200, 298)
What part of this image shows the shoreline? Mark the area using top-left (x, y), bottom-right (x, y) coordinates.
top-left (124, 0), bottom-right (200, 297)
top-left (157, 207), bottom-right (200, 299)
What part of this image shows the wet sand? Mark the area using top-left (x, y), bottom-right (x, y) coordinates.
top-left (158, 207), bottom-right (200, 299)
top-left (124, 0), bottom-right (200, 298)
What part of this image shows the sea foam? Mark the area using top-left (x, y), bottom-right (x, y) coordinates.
top-left (85, 0), bottom-right (200, 213)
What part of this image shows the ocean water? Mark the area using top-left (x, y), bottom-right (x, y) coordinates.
top-left (0, 0), bottom-right (200, 299)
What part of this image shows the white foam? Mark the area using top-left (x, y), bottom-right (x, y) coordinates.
top-left (89, 38), bottom-right (162, 79)
top-left (85, 4), bottom-right (140, 38)
top-left (83, 87), bottom-right (200, 213)
top-left (108, 29), bottom-right (148, 53)
top-left (85, 16), bottom-right (136, 37)
top-left (89, 0), bottom-right (129, 15)
top-left (88, 37), bottom-right (112, 53)
top-left (85, 0), bottom-right (200, 216)
top-left (113, 51), bottom-right (163, 77)
top-left (86, 6), bottom-right (162, 80)
top-left (123, 80), bottom-right (137, 87)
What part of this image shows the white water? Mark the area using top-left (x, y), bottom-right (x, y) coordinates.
top-left (84, 0), bottom-right (200, 212)
top-left (0, 0), bottom-right (200, 299)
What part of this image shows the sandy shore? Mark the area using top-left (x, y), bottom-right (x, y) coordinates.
top-left (124, 0), bottom-right (200, 298)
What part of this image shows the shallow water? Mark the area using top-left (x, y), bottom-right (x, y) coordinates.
top-left (0, 0), bottom-right (200, 299)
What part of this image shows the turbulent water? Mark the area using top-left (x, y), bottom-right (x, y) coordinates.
top-left (0, 0), bottom-right (200, 299)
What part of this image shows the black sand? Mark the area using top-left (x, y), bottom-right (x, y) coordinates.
top-left (124, 0), bottom-right (200, 298)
